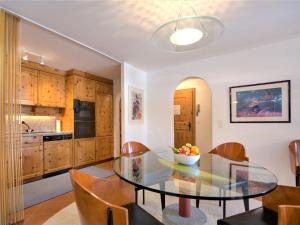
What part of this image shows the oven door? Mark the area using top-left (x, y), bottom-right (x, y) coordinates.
top-left (74, 100), bottom-right (95, 122)
top-left (74, 121), bottom-right (95, 139)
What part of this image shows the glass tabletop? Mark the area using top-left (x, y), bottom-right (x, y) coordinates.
top-left (113, 151), bottom-right (277, 200)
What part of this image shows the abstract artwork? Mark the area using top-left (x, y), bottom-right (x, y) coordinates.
top-left (129, 86), bottom-right (144, 122)
top-left (230, 80), bottom-right (290, 123)
top-left (131, 157), bottom-right (143, 183)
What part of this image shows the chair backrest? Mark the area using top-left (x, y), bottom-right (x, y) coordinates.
top-left (121, 141), bottom-right (150, 155)
top-left (209, 142), bottom-right (249, 161)
top-left (263, 185), bottom-right (300, 213)
top-left (69, 169), bottom-right (129, 225)
top-left (289, 140), bottom-right (300, 174)
top-left (278, 205), bottom-right (300, 225)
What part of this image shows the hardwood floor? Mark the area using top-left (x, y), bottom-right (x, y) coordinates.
top-left (20, 160), bottom-right (114, 225)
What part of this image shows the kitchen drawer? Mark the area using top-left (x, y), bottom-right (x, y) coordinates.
top-left (22, 135), bottom-right (42, 145)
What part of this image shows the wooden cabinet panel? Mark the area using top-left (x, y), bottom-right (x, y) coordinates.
top-left (74, 138), bottom-right (95, 167)
top-left (96, 136), bottom-right (113, 161)
top-left (22, 136), bottom-right (43, 180)
top-left (74, 76), bottom-right (95, 102)
top-left (95, 82), bottom-right (113, 95)
top-left (38, 71), bottom-right (65, 107)
top-left (44, 140), bottom-right (73, 174)
top-left (96, 93), bottom-right (113, 137)
top-left (20, 67), bottom-right (37, 105)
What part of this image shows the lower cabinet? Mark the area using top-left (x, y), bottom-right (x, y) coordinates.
top-left (44, 140), bottom-right (73, 174)
top-left (96, 136), bottom-right (113, 161)
top-left (22, 136), bottom-right (43, 180)
top-left (74, 138), bottom-right (96, 167)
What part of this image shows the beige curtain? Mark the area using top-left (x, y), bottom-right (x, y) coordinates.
top-left (0, 9), bottom-right (23, 224)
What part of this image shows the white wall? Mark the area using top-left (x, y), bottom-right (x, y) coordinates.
top-left (176, 78), bottom-right (212, 153)
top-left (147, 36), bottom-right (300, 185)
top-left (121, 63), bottom-right (148, 146)
top-left (113, 77), bottom-right (121, 157)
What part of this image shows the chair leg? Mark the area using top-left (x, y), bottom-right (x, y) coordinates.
top-left (142, 189), bottom-right (145, 204)
top-left (219, 188), bottom-right (222, 207)
top-left (223, 200), bottom-right (226, 218)
top-left (160, 193), bottom-right (165, 210)
top-left (196, 199), bottom-right (200, 208)
top-left (243, 198), bottom-right (249, 211)
top-left (135, 187), bottom-right (138, 204)
top-left (296, 174), bottom-right (300, 187)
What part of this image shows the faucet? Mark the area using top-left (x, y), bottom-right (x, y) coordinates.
top-left (22, 121), bottom-right (34, 133)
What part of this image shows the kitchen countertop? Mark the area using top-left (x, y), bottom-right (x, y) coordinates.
top-left (22, 131), bottom-right (73, 137)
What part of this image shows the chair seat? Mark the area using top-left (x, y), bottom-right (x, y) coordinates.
top-left (217, 207), bottom-right (278, 225)
top-left (123, 203), bottom-right (163, 225)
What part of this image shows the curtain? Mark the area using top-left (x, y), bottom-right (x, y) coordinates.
top-left (0, 9), bottom-right (23, 224)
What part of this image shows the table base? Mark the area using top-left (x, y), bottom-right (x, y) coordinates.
top-left (162, 203), bottom-right (208, 225)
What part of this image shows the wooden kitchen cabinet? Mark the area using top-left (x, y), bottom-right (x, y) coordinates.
top-left (74, 76), bottom-right (95, 102)
top-left (38, 71), bottom-right (65, 107)
top-left (44, 140), bottom-right (73, 174)
top-left (74, 138), bottom-right (96, 167)
top-left (96, 84), bottom-right (113, 137)
top-left (20, 67), bottom-right (38, 105)
top-left (22, 135), bottom-right (43, 180)
top-left (96, 136), bottom-right (113, 161)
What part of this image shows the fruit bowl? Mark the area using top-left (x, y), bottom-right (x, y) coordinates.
top-left (174, 153), bottom-right (200, 165)
top-left (171, 143), bottom-right (200, 166)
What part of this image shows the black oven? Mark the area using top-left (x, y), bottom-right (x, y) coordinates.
top-left (74, 99), bottom-right (95, 139)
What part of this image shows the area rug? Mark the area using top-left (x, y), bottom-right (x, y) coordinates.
top-left (43, 190), bottom-right (262, 225)
top-left (24, 166), bottom-right (114, 208)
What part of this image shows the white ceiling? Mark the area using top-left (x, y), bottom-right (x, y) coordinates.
top-left (1, 0), bottom-right (300, 73)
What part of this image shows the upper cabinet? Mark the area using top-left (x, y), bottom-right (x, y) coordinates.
top-left (20, 67), bottom-right (38, 106)
top-left (20, 61), bottom-right (66, 108)
top-left (74, 76), bottom-right (95, 102)
top-left (38, 71), bottom-right (65, 107)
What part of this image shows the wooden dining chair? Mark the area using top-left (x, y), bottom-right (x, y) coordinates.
top-left (217, 185), bottom-right (300, 225)
top-left (196, 142), bottom-right (249, 218)
top-left (121, 141), bottom-right (166, 210)
top-left (209, 142), bottom-right (249, 162)
top-left (69, 169), bottom-right (163, 225)
top-left (121, 141), bottom-right (150, 205)
top-left (289, 140), bottom-right (300, 186)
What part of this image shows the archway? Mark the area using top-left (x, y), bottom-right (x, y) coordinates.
top-left (173, 77), bottom-right (212, 153)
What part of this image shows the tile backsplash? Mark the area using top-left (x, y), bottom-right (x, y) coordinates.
top-left (21, 115), bottom-right (56, 133)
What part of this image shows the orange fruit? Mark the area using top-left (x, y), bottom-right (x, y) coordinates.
top-left (191, 146), bottom-right (199, 154)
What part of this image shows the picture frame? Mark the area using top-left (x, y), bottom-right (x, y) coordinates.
top-left (229, 80), bottom-right (291, 123)
top-left (129, 86), bottom-right (144, 123)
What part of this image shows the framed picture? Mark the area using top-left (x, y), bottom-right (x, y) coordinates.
top-left (230, 80), bottom-right (290, 123)
top-left (129, 86), bottom-right (144, 122)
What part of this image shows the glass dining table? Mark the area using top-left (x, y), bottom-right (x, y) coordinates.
top-left (113, 150), bottom-right (277, 225)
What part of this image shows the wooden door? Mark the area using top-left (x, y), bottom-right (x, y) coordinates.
top-left (38, 71), bottom-right (65, 107)
top-left (20, 67), bottom-right (38, 105)
top-left (74, 76), bottom-right (95, 102)
top-left (174, 88), bottom-right (195, 148)
top-left (22, 136), bottom-right (43, 180)
top-left (95, 92), bottom-right (113, 136)
top-left (44, 140), bottom-right (73, 174)
top-left (96, 136), bottom-right (113, 161)
top-left (74, 138), bottom-right (95, 167)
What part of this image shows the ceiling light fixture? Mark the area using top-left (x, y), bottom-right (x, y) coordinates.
top-left (152, 5), bottom-right (224, 52)
top-left (22, 50), bottom-right (45, 65)
top-left (22, 55), bottom-right (28, 61)
top-left (170, 27), bottom-right (203, 46)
